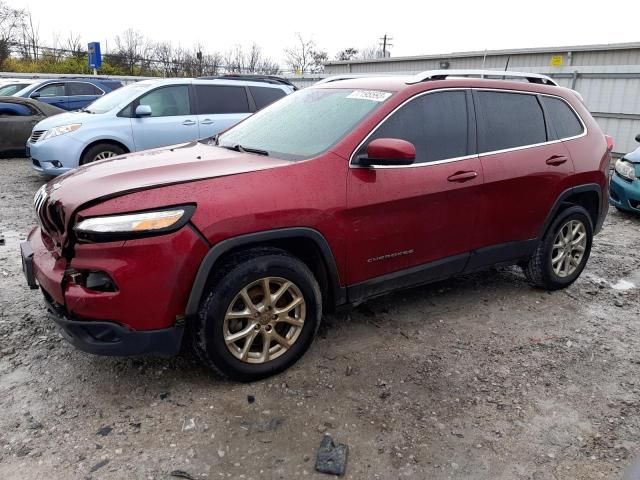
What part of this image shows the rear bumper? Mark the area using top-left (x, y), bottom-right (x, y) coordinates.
top-left (609, 172), bottom-right (640, 213)
top-left (43, 294), bottom-right (184, 356)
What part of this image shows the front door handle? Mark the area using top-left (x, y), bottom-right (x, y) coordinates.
top-left (447, 170), bottom-right (478, 182)
top-left (200, 119), bottom-right (215, 125)
top-left (546, 155), bottom-right (568, 166)
top-left (182, 120), bottom-right (196, 126)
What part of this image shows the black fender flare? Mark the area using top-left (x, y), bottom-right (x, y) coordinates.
top-left (184, 227), bottom-right (346, 317)
top-left (539, 183), bottom-right (603, 238)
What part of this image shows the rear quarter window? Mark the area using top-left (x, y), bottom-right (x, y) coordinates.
top-left (541, 96), bottom-right (584, 139)
top-left (475, 91), bottom-right (547, 153)
top-left (249, 86), bottom-right (287, 110)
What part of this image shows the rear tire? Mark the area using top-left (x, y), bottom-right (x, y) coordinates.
top-left (193, 247), bottom-right (322, 382)
top-left (523, 206), bottom-right (593, 290)
top-left (80, 143), bottom-right (125, 165)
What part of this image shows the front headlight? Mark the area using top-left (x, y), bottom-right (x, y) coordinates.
top-left (40, 123), bottom-right (82, 141)
top-left (74, 205), bottom-right (195, 242)
top-left (615, 159), bottom-right (637, 181)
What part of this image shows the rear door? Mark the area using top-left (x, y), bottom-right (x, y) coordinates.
top-left (31, 82), bottom-right (68, 110)
top-left (346, 89), bottom-right (482, 290)
top-left (66, 81), bottom-right (104, 111)
top-left (193, 84), bottom-right (252, 138)
top-left (472, 89), bottom-right (575, 254)
top-left (248, 86), bottom-right (287, 111)
top-left (130, 84), bottom-right (199, 151)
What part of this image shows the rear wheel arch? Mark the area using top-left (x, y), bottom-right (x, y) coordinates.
top-left (540, 184), bottom-right (602, 238)
top-left (185, 228), bottom-right (345, 319)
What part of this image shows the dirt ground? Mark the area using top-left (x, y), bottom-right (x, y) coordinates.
top-left (1, 157), bottom-right (639, 480)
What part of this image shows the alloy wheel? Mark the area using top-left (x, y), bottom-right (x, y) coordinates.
top-left (91, 151), bottom-right (118, 162)
top-left (551, 219), bottom-right (587, 277)
top-left (223, 277), bottom-right (306, 364)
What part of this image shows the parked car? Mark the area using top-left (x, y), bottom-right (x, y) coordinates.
top-left (609, 134), bottom-right (640, 213)
top-left (0, 79), bottom-right (39, 96)
top-left (12, 78), bottom-right (122, 111)
top-left (0, 97), bottom-right (64, 157)
top-left (21, 70), bottom-right (611, 381)
top-left (26, 76), bottom-right (295, 175)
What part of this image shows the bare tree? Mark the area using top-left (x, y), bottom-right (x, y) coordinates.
top-left (0, 1), bottom-right (24, 67)
top-left (20, 10), bottom-right (39, 60)
top-left (358, 45), bottom-right (382, 60)
top-left (112, 28), bottom-right (145, 74)
top-left (65, 31), bottom-right (83, 59)
top-left (284, 33), bottom-right (327, 74)
top-left (335, 47), bottom-right (358, 61)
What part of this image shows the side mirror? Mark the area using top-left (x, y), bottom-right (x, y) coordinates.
top-left (357, 138), bottom-right (416, 167)
top-left (635, 133), bottom-right (640, 143)
top-left (135, 104), bottom-right (152, 117)
top-left (30, 92), bottom-right (41, 99)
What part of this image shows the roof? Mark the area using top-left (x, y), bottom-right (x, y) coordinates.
top-left (0, 95), bottom-right (65, 115)
top-left (325, 41), bottom-right (640, 66)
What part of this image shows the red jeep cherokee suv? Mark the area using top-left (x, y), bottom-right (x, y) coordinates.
top-left (21, 70), bottom-right (611, 381)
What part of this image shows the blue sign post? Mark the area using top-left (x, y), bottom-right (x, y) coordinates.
top-left (88, 42), bottom-right (102, 74)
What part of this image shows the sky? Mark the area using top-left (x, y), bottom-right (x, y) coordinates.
top-left (13, 0), bottom-right (640, 66)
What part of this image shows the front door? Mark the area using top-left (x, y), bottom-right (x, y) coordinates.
top-left (131, 84), bottom-right (200, 151)
top-left (346, 90), bottom-right (483, 297)
top-left (31, 82), bottom-right (68, 110)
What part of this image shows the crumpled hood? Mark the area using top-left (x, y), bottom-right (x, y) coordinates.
top-left (623, 145), bottom-right (640, 163)
top-left (39, 141), bottom-right (292, 250)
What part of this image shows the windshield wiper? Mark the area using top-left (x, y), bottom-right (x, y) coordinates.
top-left (220, 144), bottom-right (269, 156)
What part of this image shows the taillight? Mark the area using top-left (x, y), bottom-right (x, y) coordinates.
top-left (605, 134), bottom-right (614, 152)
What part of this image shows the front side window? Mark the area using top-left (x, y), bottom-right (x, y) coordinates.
top-left (475, 91), bottom-right (547, 153)
top-left (195, 85), bottom-right (250, 114)
top-left (0, 103), bottom-right (34, 116)
top-left (359, 91), bottom-right (469, 163)
top-left (68, 82), bottom-right (102, 96)
top-left (34, 83), bottom-right (65, 97)
top-left (217, 88), bottom-right (391, 160)
top-left (541, 96), bottom-right (584, 140)
top-left (137, 85), bottom-right (191, 117)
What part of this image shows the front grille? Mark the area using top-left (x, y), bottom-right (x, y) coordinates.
top-left (29, 130), bottom-right (46, 143)
top-left (33, 186), bottom-right (64, 237)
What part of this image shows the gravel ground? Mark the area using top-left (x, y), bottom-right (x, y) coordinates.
top-left (1, 157), bottom-right (639, 480)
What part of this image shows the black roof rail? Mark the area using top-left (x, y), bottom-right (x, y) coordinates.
top-left (198, 74), bottom-right (298, 90)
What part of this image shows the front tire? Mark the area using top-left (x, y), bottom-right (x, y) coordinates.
top-left (524, 206), bottom-right (593, 290)
top-left (80, 143), bottom-right (125, 165)
top-left (193, 248), bottom-right (322, 382)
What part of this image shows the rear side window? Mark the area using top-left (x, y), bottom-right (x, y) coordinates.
top-left (195, 85), bottom-right (250, 114)
top-left (68, 82), bottom-right (102, 96)
top-left (249, 86), bottom-right (287, 110)
top-left (0, 103), bottom-right (34, 116)
top-left (541, 96), bottom-right (584, 139)
top-left (363, 91), bottom-right (468, 163)
top-left (475, 91), bottom-right (547, 153)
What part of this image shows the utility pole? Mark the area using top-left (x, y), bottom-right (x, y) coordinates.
top-left (379, 34), bottom-right (393, 58)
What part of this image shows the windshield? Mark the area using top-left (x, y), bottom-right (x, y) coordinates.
top-left (0, 84), bottom-right (31, 96)
top-left (83, 82), bottom-right (151, 114)
top-left (217, 88), bottom-right (393, 160)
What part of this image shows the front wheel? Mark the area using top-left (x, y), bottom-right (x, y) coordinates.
top-left (193, 248), bottom-right (322, 381)
top-left (80, 143), bottom-right (125, 165)
top-left (523, 206), bottom-right (593, 290)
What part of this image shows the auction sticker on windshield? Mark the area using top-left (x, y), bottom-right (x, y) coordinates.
top-left (346, 90), bottom-right (392, 102)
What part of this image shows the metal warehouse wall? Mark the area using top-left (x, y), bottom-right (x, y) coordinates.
top-left (318, 43), bottom-right (640, 156)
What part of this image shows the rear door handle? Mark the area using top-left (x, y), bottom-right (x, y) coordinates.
top-left (447, 170), bottom-right (478, 182)
top-left (182, 120), bottom-right (196, 126)
top-left (546, 155), bottom-right (568, 166)
top-left (200, 119), bottom-right (215, 125)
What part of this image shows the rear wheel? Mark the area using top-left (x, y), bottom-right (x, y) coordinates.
top-left (523, 206), bottom-right (593, 290)
top-left (80, 143), bottom-right (125, 165)
top-left (193, 248), bottom-right (322, 381)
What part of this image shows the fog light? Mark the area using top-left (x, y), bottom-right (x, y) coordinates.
top-left (65, 270), bottom-right (117, 292)
top-left (51, 161), bottom-right (63, 168)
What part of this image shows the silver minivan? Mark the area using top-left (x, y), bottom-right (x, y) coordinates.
top-left (27, 76), bottom-right (296, 175)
